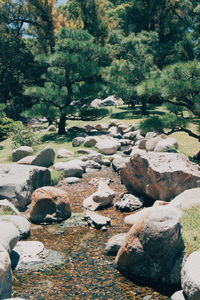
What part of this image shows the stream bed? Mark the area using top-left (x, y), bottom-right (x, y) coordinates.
top-left (12, 168), bottom-right (170, 300)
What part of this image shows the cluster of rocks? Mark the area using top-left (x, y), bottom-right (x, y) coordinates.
top-left (1, 118), bottom-right (200, 299)
top-left (90, 95), bottom-right (124, 108)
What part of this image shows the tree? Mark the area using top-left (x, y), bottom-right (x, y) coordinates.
top-left (105, 30), bottom-right (159, 114)
top-left (0, 27), bottom-right (44, 119)
top-left (25, 28), bottom-right (110, 134)
top-left (137, 61), bottom-right (200, 140)
top-left (111, 0), bottom-right (195, 67)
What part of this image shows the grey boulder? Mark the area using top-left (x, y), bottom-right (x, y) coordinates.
top-left (12, 146), bottom-right (33, 162)
top-left (0, 164), bottom-right (51, 209)
top-left (0, 221), bottom-right (20, 253)
top-left (0, 216), bottom-right (30, 239)
top-left (31, 147), bottom-right (55, 167)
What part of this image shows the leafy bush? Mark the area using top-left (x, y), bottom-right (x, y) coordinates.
top-left (139, 116), bottom-right (164, 134)
top-left (79, 107), bottom-right (109, 121)
top-left (10, 125), bottom-right (40, 148)
top-left (139, 114), bottom-right (188, 135)
top-left (0, 117), bottom-right (22, 141)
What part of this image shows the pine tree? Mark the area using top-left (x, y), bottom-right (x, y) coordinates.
top-left (25, 28), bottom-right (110, 134)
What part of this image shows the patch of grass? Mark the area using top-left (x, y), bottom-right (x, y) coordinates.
top-left (51, 169), bottom-right (65, 186)
top-left (182, 207), bottom-right (200, 255)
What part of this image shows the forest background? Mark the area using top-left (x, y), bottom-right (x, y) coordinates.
top-left (0, 0), bottom-right (199, 139)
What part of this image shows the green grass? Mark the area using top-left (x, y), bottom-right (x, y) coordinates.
top-left (182, 207), bottom-right (200, 255)
top-left (51, 169), bottom-right (65, 186)
top-left (0, 104), bottom-right (199, 163)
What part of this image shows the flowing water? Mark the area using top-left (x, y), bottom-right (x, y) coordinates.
top-left (12, 168), bottom-right (170, 300)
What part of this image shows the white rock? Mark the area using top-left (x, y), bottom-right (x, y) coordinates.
top-left (154, 137), bottom-right (179, 152)
top-left (0, 216), bottom-right (30, 239)
top-left (0, 245), bottom-right (12, 299)
top-left (169, 188), bottom-right (200, 210)
top-left (171, 290), bottom-right (185, 300)
top-left (85, 211), bottom-right (111, 229)
top-left (0, 221), bottom-right (20, 253)
top-left (13, 241), bottom-right (45, 265)
top-left (96, 139), bottom-right (120, 155)
top-left (182, 251), bottom-right (200, 300)
top-left (57, 149), bottom-right (74, 158)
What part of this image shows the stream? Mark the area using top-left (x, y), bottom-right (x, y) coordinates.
top-left (12, 168), bottom-right (170, 299)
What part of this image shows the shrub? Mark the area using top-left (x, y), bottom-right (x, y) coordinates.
top-left (139, 116), bottom-right (164, 134)
top-left (10, 125), bottom-right (40, 148)
top-left (0, 117), bottom-right (22, 141)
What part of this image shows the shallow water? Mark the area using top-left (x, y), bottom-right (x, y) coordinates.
top-left (12, 168), bottom-right (170, 300)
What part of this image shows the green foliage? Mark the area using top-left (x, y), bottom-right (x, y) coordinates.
top-left (139, 113), bottom-right (189, 135)
top-left (79, 107), bottom-right (109, 121)
top-left (10, 126), bottom-right (40, 148)
top-left (182, 207), bottom-right (200, 254)
top-left (0, 117), bottom-right (22, 141)
top-left (139, 116), bottom-right (164, 134)
top-left (105, 31), bottom-right (159, 112)
top-left (51, 170), bottom-right (65, 186)
top-left (25, 28), bottom-right (110, 134)
top-left (160, 61), bottom-right (200, 116)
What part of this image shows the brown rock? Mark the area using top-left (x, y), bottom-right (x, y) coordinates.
top-left (30, 186), bottom-right (71, 224)
top-left (120, 152), bottom-right (200, 202)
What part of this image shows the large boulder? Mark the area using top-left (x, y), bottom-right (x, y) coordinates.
top-left (0, 221), bottom-right (20, 253)
top-left (96, 139), bottom-right (120, 155)
top-left (181, 251), bottom-right (200, 300)
top-left (29, 186), bottom-right (71, 224)
top-left (12, 146), bottom-right (33, 162)
top-left (116, 206), bottom-right (184, 290)
top-left (31, 147), bottom-right (55, 167)
top-left (83, 180), bottom-right (115, 211)
top-left (0, 164), bottom-right (51, 209)
top-left (169, 188), bottom-right (200, 210)
top-left (0, 245), bottom-right (12, 299)
top-left (0, 216), bottom-right (30, 239)
top-left (120, 151), bottom-right (200, 202)
top-left (54, 159), bottom-right (84, 178)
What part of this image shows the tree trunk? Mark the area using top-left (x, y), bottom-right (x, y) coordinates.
top-left (141, 98), bottom-right (148, 115)
top-left (58, 114), bottom-right (66, 135)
